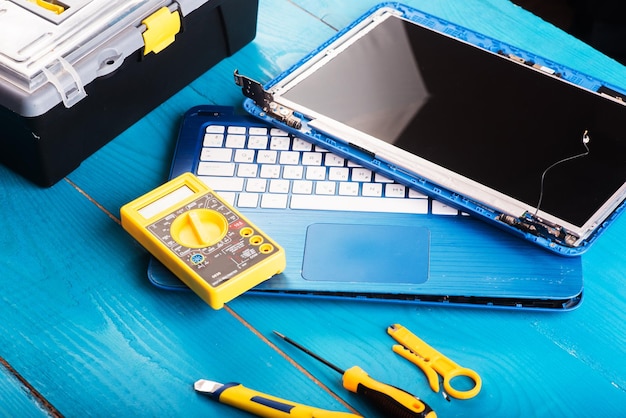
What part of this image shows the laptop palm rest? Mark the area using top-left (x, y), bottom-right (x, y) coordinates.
top-left (302, 223), bottom-right (429, 284)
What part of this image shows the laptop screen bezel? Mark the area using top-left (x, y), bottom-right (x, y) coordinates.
top-left (264, 7), bottom-right (626, 247)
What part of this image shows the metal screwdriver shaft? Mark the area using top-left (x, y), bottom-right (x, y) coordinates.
top-left (273, 331), bottom-right (436, 418)
top-left (273, 331), bottom-right (344, 374)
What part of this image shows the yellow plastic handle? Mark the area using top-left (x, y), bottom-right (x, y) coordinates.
top-left (342, 366), bottom-right (436, 418)
top-left (218, 382), bottom-right (361, 418)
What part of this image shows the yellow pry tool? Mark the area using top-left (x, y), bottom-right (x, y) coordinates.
top-left (387, 324), bottom-right (482, 400)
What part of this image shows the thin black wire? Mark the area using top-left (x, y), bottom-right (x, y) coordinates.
top-left (534, 130), bottom-right (591, 216)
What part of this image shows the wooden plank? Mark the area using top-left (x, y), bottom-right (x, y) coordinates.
top-left (0, 360), bottom-right (52, 417)
top-left (0, 164), bottom-right (355, 415)
top-left (229, 259), bottom-right (626, 417)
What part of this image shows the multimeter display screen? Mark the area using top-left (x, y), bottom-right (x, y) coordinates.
top-left (138, 186), bottom-right (194, 219)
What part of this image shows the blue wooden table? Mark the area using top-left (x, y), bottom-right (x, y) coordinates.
top-left (2, 1), bottom-right (626, 416)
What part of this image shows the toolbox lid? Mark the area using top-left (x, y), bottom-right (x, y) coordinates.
top-left (0, 0), bottom-right (201, 116)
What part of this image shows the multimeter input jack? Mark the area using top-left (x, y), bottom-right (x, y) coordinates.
top-left (249, 235), bottom-right (264, 245)
top-left (259, 243), bottom-right (275, 254)
top-left (240, 227), bottom-right (254, 237)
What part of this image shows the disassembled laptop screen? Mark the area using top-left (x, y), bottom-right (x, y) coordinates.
top-left (275, 10), bottom-right (626, 242)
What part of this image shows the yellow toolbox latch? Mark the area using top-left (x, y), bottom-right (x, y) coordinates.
top-left (142, 7), bottom-right (181, 55)
top-left (28, 0), bottom-right (66, 14)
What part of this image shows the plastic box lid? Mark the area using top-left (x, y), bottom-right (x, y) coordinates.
top-left (0, 0), bottom-right (205, 116)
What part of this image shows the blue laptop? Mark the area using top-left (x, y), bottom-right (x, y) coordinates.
top-left (148, 103), bottom-right (583, 310)
top-left (146, 3), bottom-right (598, 310)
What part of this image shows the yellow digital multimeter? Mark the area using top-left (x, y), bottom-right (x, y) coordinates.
top-left (120, 172), bottom-right (286, 309)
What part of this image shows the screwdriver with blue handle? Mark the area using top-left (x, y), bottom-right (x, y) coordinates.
top-left (274, 331), bottom-right (436, 418)
top-left (194, 379), bottom-right (361, 417)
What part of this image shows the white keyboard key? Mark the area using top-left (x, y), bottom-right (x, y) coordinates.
top-left (315, 181), bottom-right (336, 195)
top-left (225, 134), bottom-right (246, 148)
top-left (257, 150), bottom-right (278, 164)
top-left (338, 182), bottom-right (359, 196)
top-left (248, 135), bottom-right (269, 149)
top-left (305, 166), bottom-right (326, 180)
top-left (269, 179), bottom-right (290, 193)
top-left (375, 173), bottom-right (394, 183)
top-left (328, 167), bottom-right (349, 181)
top-left (291, 195), bottom-right (429, 214)
top-left (362, 183), bottom-right (383, 197)
top-left (283, 165), bottom-right (304, 179)
top-left (197, 162), bottom-right (235, 176)
top-left (198, 125), bottom-right (452, 217)
top-left (203, 133), bottom-right (224, 147)
top-left (325, 153), bottom-right (345, 167)
top-left (227, 126), bottom-right (246, 134)
top-left (205, 125), bottom-right (225, 133)
top-left (351, 168), bottom-right (372, 182)
top-left (200, 148), bottom-right (232, 162)
top-left (270, 136), bottom-right (291, 150)
top-left (237, 193), bottom-right (259, 208)
top-left (409, 188), bottom-right (428, 199)
top-left (279, 151), bottom-right (300, 165)
top-left (302, 152), bottom-right (323, 165)
top-left (261, 194), bottom-right (288, 209)
top-left (197, 176), bottom-right (243, 191)
top-left (246, 178), bottom-right (267, 192)
top-left (292, 180), bottom-right (313, 194)
top-left (234, 149), bottom-right (255, 163)
top-left (293, 138), bottom-right (313, 151)
top-left (237, 163), bottom-right (258, 177)
top-left (260, 165), bottom-right (281, 178)
top-left (270, 128), bottom-right (289, 136)
top-left (385, 184), bottom-right (406, 198)
top-left (249, 127), bottom-right (268, 135)
top-left (432, 200), bottom-right (459, 215)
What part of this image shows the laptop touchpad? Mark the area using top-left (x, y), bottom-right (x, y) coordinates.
top-left (302, 223), bottom-right (429, 284)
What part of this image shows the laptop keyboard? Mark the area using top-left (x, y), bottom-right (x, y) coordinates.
top-left (197, 124), bottom-right (461, 216)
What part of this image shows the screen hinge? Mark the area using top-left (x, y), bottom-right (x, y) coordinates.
top-left (141, 6), bottom-right (181, 55)
top-left (233, 70), bottom-right (303, 129)
top-left (41, 56), bottom-right (87, 108)
top-left (498, 213), bottom-right (578, 247)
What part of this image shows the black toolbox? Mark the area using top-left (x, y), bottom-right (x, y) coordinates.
top-left (0, 0), bottom-right (258, 186)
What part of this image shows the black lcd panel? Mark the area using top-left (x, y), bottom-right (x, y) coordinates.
top-left (283, 15), bottom-right (626, 228)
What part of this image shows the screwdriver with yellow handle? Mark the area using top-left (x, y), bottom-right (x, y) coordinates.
top-left (274, 331), bottom-right (436, 418)
top-left (194, 379), bottom-right (361, 417)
